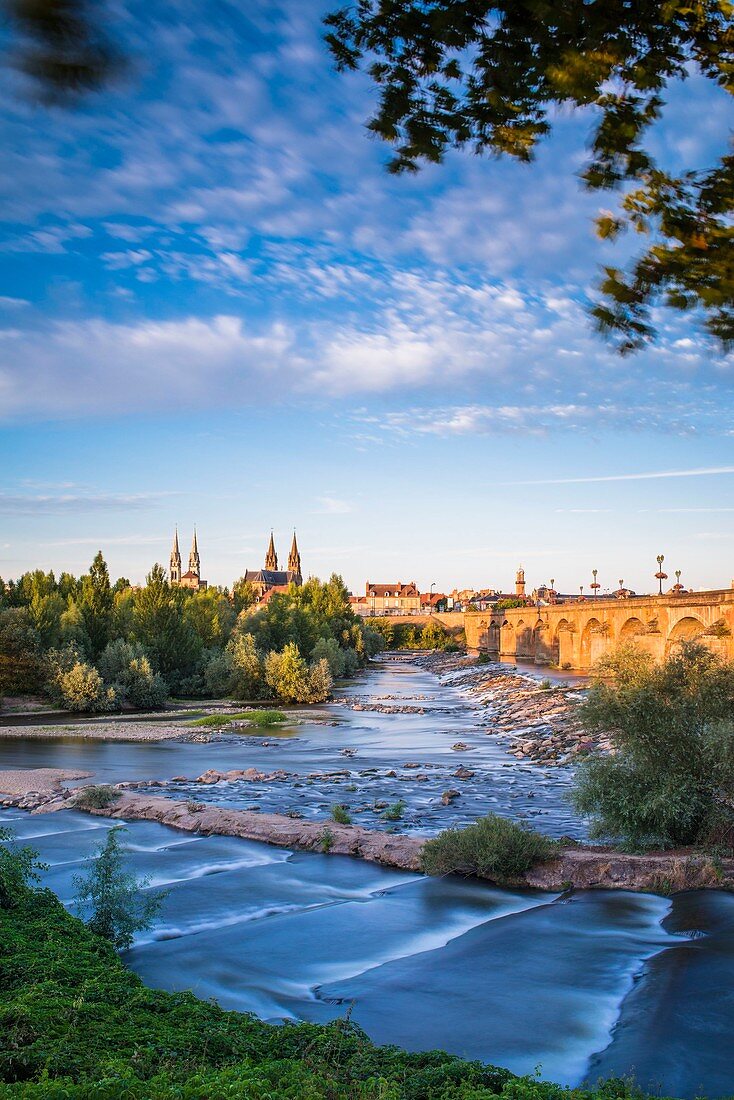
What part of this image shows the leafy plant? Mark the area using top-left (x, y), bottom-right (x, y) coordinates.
top-left (320, 827), bottom-right (335, 853)
top-left (73, 784), bottom-right (121, 810)
top-left (382, 800), bottom-right (406, 822)
top-left (73, 827), bottom-right (166, 950)
top-left (572, 641), bottom-right (734, 849)
top-left (421, 814), bottom-right (558, 883)
top-left (330, 804), bottom-right (352, 825)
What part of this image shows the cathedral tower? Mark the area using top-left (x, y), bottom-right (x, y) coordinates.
top-left (515, 567), bottom-right (526, 598)
top-left (287, 531), bottom-right (301, 578)
top-left (265, 532), bottom-right (278, 571)
top-left (188, 528), bottom-right (200, 579)
top-left (170, 527), bottom-right (181, 584)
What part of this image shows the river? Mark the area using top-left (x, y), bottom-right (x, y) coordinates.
top-left (2, 659), bottom-right (734, 1097)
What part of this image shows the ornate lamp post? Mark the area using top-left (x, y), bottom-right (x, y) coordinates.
top-left (655, 554), bottom-right (668, 596)
top-left (616, 579), bottom-right (626, 598)
top-left (673, 569), bottom-right (684, 594)
top-left (579, 584), bottom-right (584, 600)
top-left (549, 577), bottom-right (555, 604)
top-left (590, 568), bottom-right (600, 599)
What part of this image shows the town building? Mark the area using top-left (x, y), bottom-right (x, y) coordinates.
top-left (242, 532), bottom-right (303, 600)
top-left (352, 581), bottom-right (421, 616)
top-left (170, 528), bottom-right (207, 591)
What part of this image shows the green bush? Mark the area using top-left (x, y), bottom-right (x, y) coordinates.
top-left (330, 804), bottom-right (352, 825)
top-left (382, 800), bottom-right (406, 821)
top-left (73, 785), bottom-right (121, 810)
top-left (572, 641), bottom-right (734, 849)
top-left (421, 815), bottom-right (558, 883)
top-left (190, 710), bottom-right (288, 729)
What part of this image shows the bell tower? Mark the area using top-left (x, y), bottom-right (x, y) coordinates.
top-left (515, 566), bottom-right (526, 598)
top-left (265, 531), bottom-right (278, 571)
top-left (288, 530), bottom-right (301, 579)
top-left (170, 528), bottom-right (181, 585)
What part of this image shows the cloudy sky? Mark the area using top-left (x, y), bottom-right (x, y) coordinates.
top-left (1, 0), bottom-right (732, 594)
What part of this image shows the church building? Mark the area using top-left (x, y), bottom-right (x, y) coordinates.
top-left (169, 528), bottom-right (208, 591)
top-left (243, 532), bottom-right (303, 599)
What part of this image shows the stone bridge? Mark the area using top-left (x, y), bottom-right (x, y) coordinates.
top-left (463, 589), bottom-right (734, 670)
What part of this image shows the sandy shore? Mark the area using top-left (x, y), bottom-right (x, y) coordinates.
top-left (0, 767), bottom-right (92, 795)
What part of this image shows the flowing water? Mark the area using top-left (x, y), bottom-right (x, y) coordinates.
top-left (2, 660), bottom-right (734, 1097)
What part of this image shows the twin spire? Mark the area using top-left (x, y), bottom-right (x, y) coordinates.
top-left (170, 526), bottom-right (201, 585)
top-left (265, 530), bottom-right (301, 576)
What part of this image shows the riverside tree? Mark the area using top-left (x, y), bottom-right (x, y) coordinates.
top-left (326, 0), bottom-right (733, 352)
top-left (73, 826), bottom-right (165, 951)
top-left (572, 641), bottom-right (734, 849)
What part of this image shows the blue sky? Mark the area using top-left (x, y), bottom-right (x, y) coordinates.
top-left (0, 0), bottom-right (732, 594)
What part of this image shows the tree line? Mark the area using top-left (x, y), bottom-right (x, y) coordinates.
top-left (0, 554), bottom-right (384, 710)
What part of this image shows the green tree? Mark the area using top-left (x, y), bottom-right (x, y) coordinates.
top-left (232, 576), bottom-right (258, 613)
top-left (572, 641), bottom-right (734, 849)
top-left (52, 657), bottom-right (116, 712)
top-left (308, 657), bottom-right (334, 702)
top-left (132, 565), bottom-right (201, 684)
top-left (97, 639), bottom-right (168, 709)
top-left (80, 551), bottom-right (113, 659)
top-left (0, 608), bottom-right (44, 694)
top-left (73, 827), bottom-right (165, 950)
top-left (326, 1), bottom-right (733, 352)
top-left (226, 632), bottom-right (264, 699)
top-left (264, 642), bottom-right (312, 703)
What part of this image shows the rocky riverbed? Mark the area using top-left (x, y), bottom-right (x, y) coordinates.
top-left (410, 652), bottom-right (612, 765)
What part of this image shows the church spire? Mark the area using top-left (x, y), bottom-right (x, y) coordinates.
top-left (288, 530), bottom-right (301, 577)
top-left (170, 526), bottom-right (181, 584)
top-left (265, 531), bottom-right (278, 571)
top-left (188, 527), bottom-right (200, 578)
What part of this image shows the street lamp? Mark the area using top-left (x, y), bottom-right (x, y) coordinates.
top-left (579, 584), bottom-right (584, 600)
top-left (655, 554), bottom-right (668, 596)
top-left (429, 581), bottom-right (436, 613)
top-left (673, 569), bottom-right (684, 593)
top-left (591, 568), bottom-right (600, 599)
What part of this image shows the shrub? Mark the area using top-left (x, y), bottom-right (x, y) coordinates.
top-left (539, 678), bottom-right (552, 691)
top-left (572, 641), bottom-right (734, 849)
top-left (312, 636), bottom-right (346, 678)
top-left (382, 800), bottom-right (406, 821)
top-left (74, 785), bottom-right (121, 810)
top-left (227, 633), bottom-right (265, 699)
top-left (421, 814), bottom-right (558, 883)
top-left (191, 710), bottom-right (288, 729)
top-left (319, 827), bottom-right (335, 852)
top-left (73, 827), bottom-right (166, 950)
top-left (330, 804), bottom-right (352, 824)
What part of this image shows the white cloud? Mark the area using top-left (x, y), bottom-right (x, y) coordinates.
top-left (312, 496), bottom-right (353, 515)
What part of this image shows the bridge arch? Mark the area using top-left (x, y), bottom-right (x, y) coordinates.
top-left (580, 616), bottom-right (606, 668)
top-left (668, 616), bottom-right (706, 643)
top-left (515, 618), bottom-right (534, 659)
top-left (500, 618), bottom-right (515, 657)
top-left (619, 616), bottom-right (646, 641)
top-left (551, 617), bottom-right (572, 665)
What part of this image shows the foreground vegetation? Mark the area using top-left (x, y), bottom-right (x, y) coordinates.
top-left (573, 642), bottom-right (734, 852)
top-left (0, 557), bottom-right (382, 711)
top-left (369, 617), bottom-right (463, 651)
top-left (0, 833), bottom-right (669, 1099)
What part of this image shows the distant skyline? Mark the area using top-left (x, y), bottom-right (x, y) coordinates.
top-left (1, 0), bottom-right (732, 593)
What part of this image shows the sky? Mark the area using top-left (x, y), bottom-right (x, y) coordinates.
top-left (0, 0), bottom-right (732, 595)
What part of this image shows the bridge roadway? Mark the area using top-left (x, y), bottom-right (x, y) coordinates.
top-left (376, 590), bottom-right (734, 671)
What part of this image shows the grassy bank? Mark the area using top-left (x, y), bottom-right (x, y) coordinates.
top-left (0, 884), bottom-right (673, 1099)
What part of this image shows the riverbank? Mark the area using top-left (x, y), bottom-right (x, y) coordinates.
top-left (412, 652), bottom-right (610, 765)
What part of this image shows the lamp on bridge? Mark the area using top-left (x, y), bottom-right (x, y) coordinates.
top-left (672, 569), bottom-right (684, 594)
top-left (655, 554), bottom-right (668, 596)
top-left (579, 585), bottom-right (585, 600)
top-left (590, 568), bottom-right (600, 598)
top-left (616, 579), bottom-right (627, 598)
